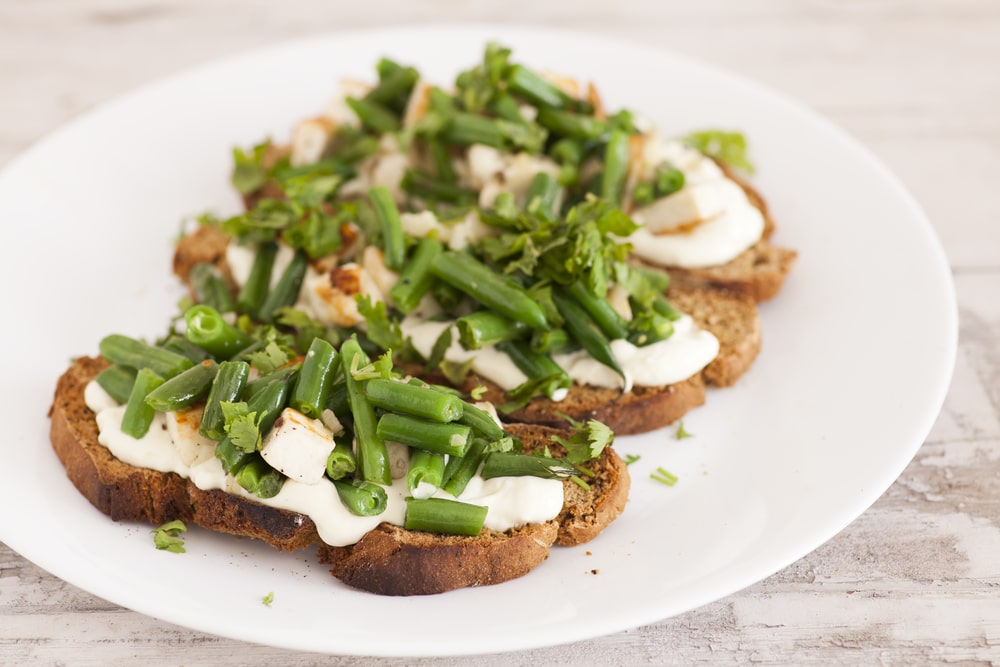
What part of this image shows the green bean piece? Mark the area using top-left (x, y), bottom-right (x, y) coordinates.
top-left (442, 112), bottom-right (505, 148)
top-left (258, 250), bottom-right (308, 323)
top-left (530, 327), bottom-right (572, 355)
top-left (480, 452), bottom-right (577, 480)
top-left (653, 294), bottom-right (684, 322)
top-left (429, 251), bottom-right (549, 330)
top-left (289, 338), bottom-right (338, 419)
top-left (376, 413), bottom-right (471, 457)
top-left (375, 56), bottom-right (402, 79)
top-left (632, 182), bottom-right (656, 206)
top-left (184, 305), bottom-right (256, 359)
top-left (325, 379), bottom-right (349, 419)
top-left (364, 65), bottom-right (418, 113)
top-left (199, 360), bottom-right (250, 440)
top-left (368, 186), bottom-right (406, 271)
top-left (525, 172), bottom-right (561, 219)
top-left (407, 450), bottom-right (445, 495)
top-left (404, 497), bottom-right (487, 536)
top-left (495, 340), bottom-right (572, 400)
top-left (333, 480), bottom-right (388, 517)
top-left (325, 439), bottom-right (357, 481)
top-left (429, 139), bottom-right (457, 183)
top-left (236, 241), bottom-right (277, 320)
top-left (341, 338), bottom-right (391, 484)
top-left (536, 108), bottom-right (607, 140)
top-left (189, 262), bottom-right (236, 313)
top-left (145, 360), bottom-right (218, 413)
top-left (236, 456), bottom-right (285, 499)
top-left (121, 368), bottom-right (165, 438)
top-left (550, 137), bottom-right (584, 166)
top-left (567, 281), bottom-right (628, 340)
top-left (246, 372), bottom-right (293, 437)
top-left (99, 334), bottom-right (194, 379)
top-left (488, 92), bottom-right (524, 124)
top-left (345, 97), bottom-right (400, 133)
top-left (401, 169), bottom-right (477, 205)
top-left (653, 162), bottom-right (685, 198)
top-left (365, 378), bottom-right (464, 422)
top-left (441, 437), bottom-right (488, 497)
top-left (600, 129), bottom-right (630, 208)
top-left (634, 264), bottom-right (672, 292)
top-left (389, 236), bottom-right (442, 314)
top-left (457, 403), bottom-right (505, 441)
top-left (455, 311), bottom-right (528, 350)
top-left (215, 436), bottom-right (253, 475)
top-left (95, 364), bottom-right (137, 405)
top-left (160, 335), bottom-right (212, 363)
top-left (507, 64), bottom-right (574, 109)
top-left (552, 288), bottom-right (624, 377)
top-left (243, 365), bottom-right (298, 401)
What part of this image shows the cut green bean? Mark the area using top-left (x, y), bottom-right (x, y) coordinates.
top-left (653, 294), bottom-right (684, 321)
top-left (455, 311), bottom-right (528, 350)
top-left (401, 169), bottom-right (477, 205)
top-left (289, 338), bottom-right (338, 419)
top-left (258, 250), bottom-right (307, 323)
top-left (333, 479), bottom-right (388, 516)
top-left (457, 403), bottom-right (505, 441)
top-left (365, 378), bottom-right (464, 422)
top-left (480, 452), bottom-right (577, 479)
top-left (407, 450), bottom-right (445, 495)
top-left (404, 497), bottom-right (487, 536)
top-left (389, 236), bottom-right (443, 314)
top-left (325, 379), bottom-right (349, 419)
top-left (430, 279), bottom-right (464, 311)
top-left (600, 129), bottom-right (630, 208)
top-left (536, 108), bottom-right (607, 140)
top-left (236, 456), bottom-right (285, 499)
top-left (199, 360), bottom-right (250, 440)
top-left (243, 365), bottom-right (299, 401)
top-left (121, 368), bottom-right (165, 438)
top-left (183, 305), bottom-right (255, 359)
top-left (160, 335), bottom-right (212, 364)
top-left (145, 360), bottom-right (218, 412)
top-left (567, 280), bottom-right (628, 340)
top-left (369, 186), bottom-right (405, 271)
top-left (441, 437), bottom-right (488, 497)
top-left (495, 340), bottom-right (572, 400)
top-left (430, 251), bottom-right (548, 330)
top-left (428, 138), bottom-right (457, 183)
top-left (364, 65), bottom-right (418, 112)
top-left (325, 439), bottom-right (357, 480)
top-left (215, 437), bottom-right (253, 475)
top-left (236, 241), bottom-right (277, 320)
top-left (525, 171), bottom-right (560, 218)
top-left (99, 334), bottom-right (194, 379)
top-left (376, 413), bottom-right (471, 457)
top-left (507, 64), bottom-right (574, 109)
top-left (245, 372), bottom-right (293, 438)
top-left (345, 97), bottom-right (400, 133)
top-left (341, 338), bottom-right (390, 484)
top-left (530, 327), bottom-right (571, 354)
top-left (552, 288), bottom-right (624, 377)
top-left (442, 112), bottom-right (505, 148)
top-left (189, 262), bottom-right (236, 313)
top-left (95, 364), bottom-right (137, 405)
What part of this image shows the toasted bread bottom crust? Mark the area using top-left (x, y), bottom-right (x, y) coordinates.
top-left (49, 358), bottom-right (629, 594)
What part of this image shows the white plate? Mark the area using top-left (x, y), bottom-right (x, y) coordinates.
top-left (0, 25), bottom-right (956, 657)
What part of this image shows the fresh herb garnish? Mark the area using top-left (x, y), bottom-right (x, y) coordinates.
top-left (261, 592), bottom-right (274, 607)
top-left (220, 402), bottom-right (265, 453)
top-left (549, 413), bottom-right (614, 463)
top-left (152, 520), bottom-right (188, 553)
top-left (624, 454), bottom-right (641, 465)
top-left (676, 421), bottom-right (694, 440)
top-left (683, 130), bottom-right (754, 175)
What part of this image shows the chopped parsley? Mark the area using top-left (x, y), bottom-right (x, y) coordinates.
top-left (676, 421), bottom-right (694, 440)
top-left (152, 520), bottom-right (188, 553)
top-left (624, 454), bottom-right (641, 465)
top-left (261, 591), bottom-right (274, 607)
top-left (549, 414), bottom-right (614, 463)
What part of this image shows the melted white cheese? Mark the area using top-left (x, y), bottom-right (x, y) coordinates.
top-left (85, 383), bottom-right (564, 547)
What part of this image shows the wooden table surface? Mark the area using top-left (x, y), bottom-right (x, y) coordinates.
top-left (2, 1), bottom-right (998, 664)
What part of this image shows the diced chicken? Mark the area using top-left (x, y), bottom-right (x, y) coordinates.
top-left (361, 246), bottom-right (399, 299)
top-left (323, 78), bottom-right (372, 127)
top-left (299, 263), bottom-right (383, 327)
top-left (586, 82), bottom-right (606, 120)
top-left (386, 440), bottom-right (410, 480)
top-left (467, 144), bottom-right (507, 189)
top-left (632, 182), bottom-right (731, 234)
top-left (403, 79), bottom-right (434, 128)
top-left (607, 284), bottom-right (633, 321)
top-left (320, 409), bottom-right (345, 436)
top-left (542, 72), bottom-right (581, 98)
top-left (446, 210), bottom-right (499, 251)
top-left (166, 407), bottom-right (216, 467)
top-left (370, 152), bottom-right (408, 201)
top-left (290, 116), bottom-right (337, 167)
top-left (400, 210), bottom-right (444, 238)
top-left (260, 408), bottom-right (336, 485)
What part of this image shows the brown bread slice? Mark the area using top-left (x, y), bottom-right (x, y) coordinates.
top-left (49, 358), bottom-right (629, 594)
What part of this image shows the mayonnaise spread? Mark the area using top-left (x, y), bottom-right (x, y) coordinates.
top-left (84, 383), bottom-right (564, 547)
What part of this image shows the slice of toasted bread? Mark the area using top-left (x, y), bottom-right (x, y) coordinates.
top-left (49, 357), bottom-right (630, 594)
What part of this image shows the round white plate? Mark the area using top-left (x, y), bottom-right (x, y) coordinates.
top-left (0, 25), bottom-right (956, 657)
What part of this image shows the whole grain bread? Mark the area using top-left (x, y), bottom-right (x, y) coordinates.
top-left (49, 357), bottom-right (630, 594)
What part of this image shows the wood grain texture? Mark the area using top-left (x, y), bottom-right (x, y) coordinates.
top-left (2, 0), bottom-right (998, 664)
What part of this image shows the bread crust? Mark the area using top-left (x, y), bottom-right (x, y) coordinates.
top-left (49, 357), bottom-right (629, 594)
